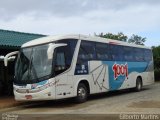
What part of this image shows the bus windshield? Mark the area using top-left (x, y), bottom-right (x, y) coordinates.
top-left (15, 44), bottom-right (53, 84)
top-left (14, 39), bottom-right (77, 85)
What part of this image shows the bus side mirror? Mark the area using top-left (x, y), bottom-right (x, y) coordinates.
top-left (47, 43), bottom-right (67, 59)
top-left (4, 51), bottom-right (19, 67)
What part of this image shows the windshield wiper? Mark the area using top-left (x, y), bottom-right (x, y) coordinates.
top-left (29, 54), bottom-right (38, 82)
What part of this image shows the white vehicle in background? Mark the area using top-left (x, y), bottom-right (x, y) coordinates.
top-left (4, 34), bottom-right (154, 103)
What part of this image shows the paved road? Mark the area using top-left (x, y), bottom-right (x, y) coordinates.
top-left (1, 82), bottom-right (160, 120)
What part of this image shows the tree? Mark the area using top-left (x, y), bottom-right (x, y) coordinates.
top-left (98, 32), bottom-right (128, 42)
top-left (152, 46), bottom-right (160, 81)
top-left (128, 34), bottom-right (146, 45)
top-left (97, 32), bottom-right (146, 45)
top-left (152, 46), bottom-right (160, 70)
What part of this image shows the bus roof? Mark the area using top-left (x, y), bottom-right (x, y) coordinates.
top-left (21, 34), bottom-right (151, 49)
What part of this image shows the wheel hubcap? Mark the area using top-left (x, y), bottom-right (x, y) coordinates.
top-left (78, 87), bottom-right (86, 99)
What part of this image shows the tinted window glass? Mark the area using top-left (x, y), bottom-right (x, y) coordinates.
top-left (57, 39), bottom-right (77, 67)
top-left (95, 43), bottom-right (110, 60)
top-left (54, 39), bottom-right (77, 75)
top-left (78, 41), bottom-right (96, 61)
top-left (134, 48), bottom-right (144, 62)
top-left (144, 49), bottom-right (152, 61)
top-left (123, 46), bottom-right (134, 61)
top-left (75, 41), bottom-right (95, 75)
top-left (109, 44), bottom-right (123, 61)
top-left (54, 47), bottom-right (66, 75)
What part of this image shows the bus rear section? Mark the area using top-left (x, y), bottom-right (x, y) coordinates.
top-left (74, 40), bottom-right (154, 95)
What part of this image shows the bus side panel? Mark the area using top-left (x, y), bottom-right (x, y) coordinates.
top-left (73, 60), bottom-right (154, 96)
top-left (88, 61), bottom-right (109, 93)
top-left (141, 61), bottom-right (155, 86)
top-left (102, 61), bottom-right (153, 91)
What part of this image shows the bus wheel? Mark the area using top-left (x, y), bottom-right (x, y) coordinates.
top-left (135, 77), bottom-right (142, 92)
top-left (75, 83), bottom-right (88, 103)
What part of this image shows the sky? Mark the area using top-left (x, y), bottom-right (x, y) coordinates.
top-left (0, 0), bottom-right (160, 47)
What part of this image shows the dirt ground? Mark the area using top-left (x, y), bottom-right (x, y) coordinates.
top-left (0, 82), bottom-right (160, 120)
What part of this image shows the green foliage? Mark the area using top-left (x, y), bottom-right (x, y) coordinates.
top-left (128, 34), bottom-right (146, 45)
top-left (152, 46), bottom-right (160, 81)
top-left (152, 46), bottom-right (160, 68)
top-left (97, 32), bottom-right (146, 46)
top-left (154, 69), bottom-right (160, 81)
top-left (98, 32), bottom-right (128, 42)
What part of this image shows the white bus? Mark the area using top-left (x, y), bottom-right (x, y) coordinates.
top-left (5, 34), bottom-right (154, 103)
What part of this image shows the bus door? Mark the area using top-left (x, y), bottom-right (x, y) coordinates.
top-left (55, 73), bottom-right (73, 99)
top-left (54, 46), bottom-right (73, 99)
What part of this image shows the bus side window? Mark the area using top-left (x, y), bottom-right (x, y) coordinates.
top-left (144, 49), bottom-right (152, 61)
top-left (54, 39), bottom-right (77, 76)
top-left (75, 41), bottom-right (95, 75)
top-left (109, 44), bottom-right (123, 61)
top-left (96, 42), bottom-right (110, 60)
top-left (134, 48), bottom-right (145, 62)
top-left (56, 53), bottom-right (65, 68)
top-left (54, 48), bottom-right (67, 75)
top-left (77, 41), bottom-right (96, 62)
top-left (123, 46), bottom-right (134, 61)
top-left (77, 47), bottom-right (86, 64)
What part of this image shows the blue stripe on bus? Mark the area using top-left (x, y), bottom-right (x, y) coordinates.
top-left (75, 61), bottom-right (152, 90)
top-left (102, 61), bottom-right (148, 90)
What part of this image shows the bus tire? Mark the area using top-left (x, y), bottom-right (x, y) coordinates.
top-left (135, 77), bottom-right (142, 92)
top-left (75, 83), bottom-right (88, 103)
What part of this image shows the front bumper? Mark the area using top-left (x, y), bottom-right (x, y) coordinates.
top-left (14, 87), bottom-right (55, 101)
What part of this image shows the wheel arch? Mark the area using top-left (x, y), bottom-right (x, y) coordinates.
top-left (137, 75), bottom-right (143, 86)
top-left (74, 79), bottom-right (90, 96)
